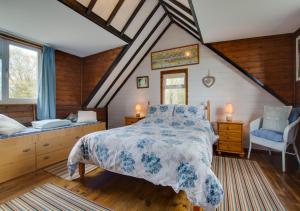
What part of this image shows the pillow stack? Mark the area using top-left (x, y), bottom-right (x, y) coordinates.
top-left (0, 114), bottom-right (26, 135)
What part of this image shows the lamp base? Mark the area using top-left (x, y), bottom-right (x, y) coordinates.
top-left (136, 113), bottom-right (140, 118)
top-left (226, 114), bottom-right (232, 122)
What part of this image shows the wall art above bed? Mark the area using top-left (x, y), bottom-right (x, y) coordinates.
top-left (151, 44), bottom-right (199, 70)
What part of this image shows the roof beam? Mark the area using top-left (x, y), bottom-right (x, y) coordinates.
top-left (121, 0), bottom-right (146, 35)
top-left (173, 21), bottom-right (200, 42)
top-left (86, 0), bottom-right (97, 14)
top-left (162, 1), bottom-right (194, 26)
top-left (106, 21), bottom-right (173, 107)
top-left (106, 0), bottom-right (125, 26)
top-left (159, 0), bottom-right (174, 22)
top-left (58, 0), bottom-right (132, 43)
top-left (96, 13), bottom-right (168, 107)
top-left (168, 0), bottom-right (192, 15)
top-left (187, 0), bottom-right (203, 43)
top-left (172, 15), bottom-right (198, 35)
top-left (83, 3), bottom-right (160, 107)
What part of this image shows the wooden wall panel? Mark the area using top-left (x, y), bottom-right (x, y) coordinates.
top-left (294, 28), bottom-right (300, 106)
top-left (0, 104), bottom-right (35, 125)
top-left (82, 47), bottom-right (123, 102)
top-left (211, 34), bottom-right (294, 105)
top-left (55, 50), bottom-right (82, 118)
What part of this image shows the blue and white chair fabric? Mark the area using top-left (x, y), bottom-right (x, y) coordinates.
top-left (247, 108), bottom-right (300, 172)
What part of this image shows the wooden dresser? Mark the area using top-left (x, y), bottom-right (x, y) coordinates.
top-left (0, 122), bottom-right (106, 183)
top-left (217, 121), bottom-right (244, 157)
top-left (125, 116), bottom-right (145, 125)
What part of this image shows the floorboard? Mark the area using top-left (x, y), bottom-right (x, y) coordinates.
top-left (0, 151), bottom-right (299, 210)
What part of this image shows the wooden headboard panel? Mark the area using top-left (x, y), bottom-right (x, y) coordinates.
top-left (0, 104), bottom-right (36, 125)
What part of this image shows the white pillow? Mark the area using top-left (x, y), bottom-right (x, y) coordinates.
top-left (77, 111), bottom-right (97, 123)
top-left (262, 105), bottom-right (292, 133)
top-left (0, 114), bottom-right (26, 135)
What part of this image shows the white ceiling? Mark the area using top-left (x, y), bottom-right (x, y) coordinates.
top-left (0, 0), bottom-right (125, 57)
top-left (192, 0), bottom-right (300, 43)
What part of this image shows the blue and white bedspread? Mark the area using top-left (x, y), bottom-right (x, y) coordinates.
top-left (68, 117), bottom-right (224, 209)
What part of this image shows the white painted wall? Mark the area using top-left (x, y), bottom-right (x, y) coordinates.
top-left (108, 24), bottom-right (283, 145)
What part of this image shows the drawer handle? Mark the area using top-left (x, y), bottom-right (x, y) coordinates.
top-left (22, 148), bottom-right (31, 153)
top-left (227, 126), bottom-right (230, 130)
top-left (75, 136), bottom-right (80, 139)
top-left (43, 143), bottom-right (50, 147)
top-left (43, 156), bottom-right (50, 160)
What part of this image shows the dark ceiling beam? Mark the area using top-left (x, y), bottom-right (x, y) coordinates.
top-left (121, 0), bottom-right (146, 35)
top-left (168, 0), bottom-right (192, 15)
top-left (162, 1), bottom-right (194, 26)
top-left (173, 21), bottom-right (200, 42)
top-left (96, 13), bottom-right (168, 107)
top-left (205, 44), bottom-right (288, 105)
top-left (58, 0), bottom-right (132, 43)
top-left (159, 0), bottom-right (173, 22)
top-left (106, 0), bottom-right (125, 26)
top-left (83, 3), bottom-right (160, 107)
top-left (172, 15), bottom-right (198, 35)
top-left (106, 21), bottom-right (173, 107)
top-left (187, 0), bottom-right (203, 43)
top-left (86, 0), bottom-right (97, 14)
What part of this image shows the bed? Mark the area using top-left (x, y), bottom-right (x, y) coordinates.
top-left (68, 102), bottom-right (224, 210)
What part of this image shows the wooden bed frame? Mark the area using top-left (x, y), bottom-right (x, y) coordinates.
top-left (78, 101), bottom-right (210, 211)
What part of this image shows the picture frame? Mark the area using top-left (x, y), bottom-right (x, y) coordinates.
top-left (136, 76), bottom-right (149, 89)
top-left (151, 44), bottom-right (199, 70)
top-left (296, 35), bottom-right (300, 81)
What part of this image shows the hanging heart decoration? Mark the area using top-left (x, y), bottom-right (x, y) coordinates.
top-left (202, 70), bottom-right (215, 88)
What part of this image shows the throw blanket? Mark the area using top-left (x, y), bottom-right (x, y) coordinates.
top-left (68, 117), bottom-right (224, 209)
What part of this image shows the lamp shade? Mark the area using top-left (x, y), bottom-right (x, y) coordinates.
top-left (225, 103), bottom-right (233, 114)
top-left (135, 104), bottom-right (142, 112)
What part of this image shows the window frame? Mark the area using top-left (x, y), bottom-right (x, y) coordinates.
top-left (160, 68), bottom-right (188, 105)
top-left (0, 38), bottom-right (41, 104)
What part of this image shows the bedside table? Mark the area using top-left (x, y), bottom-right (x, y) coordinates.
top-left (125, 116), bottom-right (145, 125)
top-left (217, 121), bottom-right (244, 157)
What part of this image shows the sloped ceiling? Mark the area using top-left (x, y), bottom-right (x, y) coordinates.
top-left (192, 0), bottom-right (300, 43)
top-left (0, 0), bottom-right (125, 57)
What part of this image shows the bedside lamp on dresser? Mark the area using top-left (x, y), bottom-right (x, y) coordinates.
top-left (217, 103), bottom-right (244, 157)
top-left (125, 103), bottom-right (145, 125)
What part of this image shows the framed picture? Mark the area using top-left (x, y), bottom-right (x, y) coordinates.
top-left (151, 44), bottom-right (199, 70)
top-left (136, 76), bottom-right (149, 89)
top-left (296, 35), bottom-right (300, 81)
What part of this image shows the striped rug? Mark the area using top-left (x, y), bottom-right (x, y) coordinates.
top-left (0, 183), bottom-right (110, 211)
top-left (212, 156), bottom-right (285, 211)
top-left (44, 160), bottom-right (97, 181)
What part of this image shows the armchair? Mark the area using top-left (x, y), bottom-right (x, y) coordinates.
top-left (247, 117), bottom-right (300, 172)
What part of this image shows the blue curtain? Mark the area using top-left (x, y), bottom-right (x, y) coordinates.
top-left (37, 46), bottom-right (56, 120)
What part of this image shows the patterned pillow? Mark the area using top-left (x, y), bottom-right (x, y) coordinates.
top-left (147, 105), bottom-right (175, 118)
top-left (173, 104), bottom-right (206, 120)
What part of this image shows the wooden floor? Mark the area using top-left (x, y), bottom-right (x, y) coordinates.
top-left (0, 150), bottom-right (299, 211)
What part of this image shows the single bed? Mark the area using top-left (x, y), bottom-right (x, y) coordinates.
top-left (68, 102), bottom-right (224, 210)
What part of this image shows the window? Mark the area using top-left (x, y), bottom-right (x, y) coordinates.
top-left (161, 69), bottom-right (188, 104)
top-left (0, 38), bottom-right (41, 103)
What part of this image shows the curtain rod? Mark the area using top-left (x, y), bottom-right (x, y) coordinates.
top-left (0, 32), bottom-right (42, 49)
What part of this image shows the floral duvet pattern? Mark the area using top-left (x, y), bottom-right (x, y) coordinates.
top-left (68, 117), bottom-right (224, 209)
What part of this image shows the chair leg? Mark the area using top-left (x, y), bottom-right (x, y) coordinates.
top-left (282, 150), bottom-right (286, 172)
top-left (247, 142), bottom-right (252, 159)
top-left (293, 143), bottom-right (300, 165)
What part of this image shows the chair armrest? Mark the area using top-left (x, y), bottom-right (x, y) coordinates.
top-left (283, 117), bottom-right (300, 144)
top-left (250, 118), bottom-right (262, 132)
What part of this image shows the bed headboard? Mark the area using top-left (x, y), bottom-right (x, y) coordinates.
top-left (205, 100), bottom-right (211, 121)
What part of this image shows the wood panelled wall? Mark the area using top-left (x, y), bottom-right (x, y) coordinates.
top-left (55, 50), bottom-right (83, 118)
top-left (294, 28), bottom-right (300, 106)
top-left (82, 47), bottom-right (123, 102)
top-left (211, 34), bottom-right (294, 105)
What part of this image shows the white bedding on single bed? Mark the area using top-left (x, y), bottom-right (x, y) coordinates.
top-left (68, 106), bottom-right (224, 209)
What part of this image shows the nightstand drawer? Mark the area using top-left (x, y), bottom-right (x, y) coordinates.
top-left (218, 141), bottom-right (242, 152)
top-left (219, 131), bottom-right (242, 142)
top-left (219, 123), bottom-right (242, 131)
